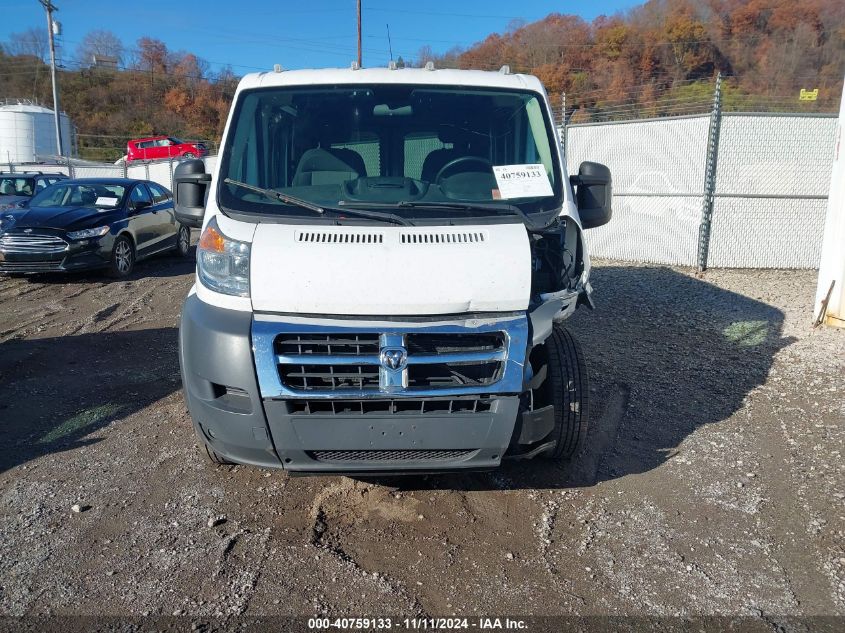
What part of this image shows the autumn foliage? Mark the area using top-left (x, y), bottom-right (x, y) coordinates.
top-left (0, 35), bottom-right (237, 160)
top-left (419, 0), bottom-right (845, 118)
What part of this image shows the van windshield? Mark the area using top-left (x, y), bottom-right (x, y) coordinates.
top-left (218, 84), bottom-right (563, 223)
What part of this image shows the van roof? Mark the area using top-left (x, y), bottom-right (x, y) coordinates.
top-left (237, 67), bottom-right (545, 94)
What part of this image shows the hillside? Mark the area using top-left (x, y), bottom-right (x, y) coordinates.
top-left (0, 37), bottom-right (237, 161)
top-left (418, 0), bottom-right (845, 121)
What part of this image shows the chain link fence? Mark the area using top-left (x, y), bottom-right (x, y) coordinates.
top-left (564, 84), bottom-right (838, 269)
top-left (708, 113), bottom-right (836, 268)
top-left (565, 114), bottom-right (710, 266)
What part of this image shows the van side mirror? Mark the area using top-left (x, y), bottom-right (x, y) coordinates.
top-left (173, 159), bottom-right (210, 228)
top-left (571, 161), bottom-right (612, 229)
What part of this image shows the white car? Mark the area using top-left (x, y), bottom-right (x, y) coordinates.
top-left (173, 65), bottom-right (612, 474)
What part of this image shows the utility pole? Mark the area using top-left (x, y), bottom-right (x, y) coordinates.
top-left (356, 0), bottom-right (362, 68)
top-left (39, 0), bottom-right (63, 156)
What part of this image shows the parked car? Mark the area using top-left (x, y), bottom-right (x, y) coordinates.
top-left (0, 172), bottom-right (68, 211)
top-left (0, 178), bottom-right (191, 277)
top-left (126, 136), bottom-right (208, 163)
top-left (174, 67), bottom-right (612, 474)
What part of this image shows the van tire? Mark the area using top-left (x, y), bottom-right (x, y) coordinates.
top-left (175, 224), bottom-right (191, 257)
top-left (537, 325), bottom-right (589, 461)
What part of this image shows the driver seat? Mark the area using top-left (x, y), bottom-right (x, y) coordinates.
top-left (292, 147), bottom-right (366, 186)
top-left (420, 148), bottom-right (464, 183)
top-left (420, 127), bottom-right (489, 182)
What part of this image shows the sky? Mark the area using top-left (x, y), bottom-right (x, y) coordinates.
top-left (0, 0), bottom-right (641, 74)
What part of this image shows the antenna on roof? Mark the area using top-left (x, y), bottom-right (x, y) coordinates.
top-left (386, 24), bottom-right (393, 61)
top-left (273, 64), bottom-right (283, 73)
top-left (388, 60), bottom-right (398, 70)
top-left (425, 61), bottom-right (435, 71)
top-left (499, 65), bottom-right (511, 75)
top-left (351, 61), bottom-right (360, 71)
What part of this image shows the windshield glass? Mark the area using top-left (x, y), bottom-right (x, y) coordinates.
top-left (218, 84), bottom-right (563, 222)
top-left (30, 183), bottom-right (127, 209)
top-left (0, 177), bottom-right (35, 196)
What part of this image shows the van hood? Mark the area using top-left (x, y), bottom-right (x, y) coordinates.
top-left (249, 222), bottom-right (532, 315)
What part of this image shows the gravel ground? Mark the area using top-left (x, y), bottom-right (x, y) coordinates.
top-left (0, 251), bottom-right (843, 625)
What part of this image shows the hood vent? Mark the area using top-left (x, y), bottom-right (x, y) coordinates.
top-left (296, 231), bottom-right (383, 244)
top-left (401, 231), bottom-right (486, 245)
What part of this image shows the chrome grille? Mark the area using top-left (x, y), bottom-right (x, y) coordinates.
top-left (0, 233), bottom-right (68, 253)
top-left (279, 364), bottom-right (380, 391)
top-left (273, 332), bottom-right (506, 393)
top-left (276, 333), bottom-right (380, 356)
top-left (252, 315), bottom-right (529, 400)
top-left (309, 449), bottom-right (476, 462)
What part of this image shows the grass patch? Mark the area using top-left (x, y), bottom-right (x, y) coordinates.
top-left (723, 320), bottom-right (769, 347)
top-left (38, 403), bottom-right (126, 444)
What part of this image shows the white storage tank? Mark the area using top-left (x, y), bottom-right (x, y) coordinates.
top-left (0, 102), bottom-right (76, 163)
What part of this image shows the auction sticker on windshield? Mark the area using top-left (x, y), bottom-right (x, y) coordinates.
top-left (492, 164), bottom-right (553, 199)
top-left (95, 197), bottom-right (119, 207)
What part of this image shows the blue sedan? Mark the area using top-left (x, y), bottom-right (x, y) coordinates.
top-left (0, 178), bottom-right (191, 277)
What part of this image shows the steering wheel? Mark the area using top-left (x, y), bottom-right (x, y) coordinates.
top-left (434, 156), bottom-right (493, 184)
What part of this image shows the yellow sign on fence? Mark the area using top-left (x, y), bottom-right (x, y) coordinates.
top-left (800, 88), bottom-right (819, 101)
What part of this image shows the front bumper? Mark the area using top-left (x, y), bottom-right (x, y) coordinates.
top-left (179, 294), bottom-right (530, 473)
top-left (0, 229), bottom-right (113, 273)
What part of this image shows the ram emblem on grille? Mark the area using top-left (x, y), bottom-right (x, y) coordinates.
top-left (379, 347), bottom-right (408, 370)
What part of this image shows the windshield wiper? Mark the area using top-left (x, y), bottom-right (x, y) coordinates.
top-left (335, 201), bottom-right (413, 226)
top-left (224, 178), bottom-right (412, 226)
top-left (393, 200), bottom-right (546, 230)
top-left (224, 178), bottom-right (325, 214)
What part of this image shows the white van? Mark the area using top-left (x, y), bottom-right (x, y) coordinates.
top-left (174, 66), bottom-right (611, 474)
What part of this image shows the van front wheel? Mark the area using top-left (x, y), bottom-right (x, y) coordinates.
top-left (532, 325), bottom-right (589, 461)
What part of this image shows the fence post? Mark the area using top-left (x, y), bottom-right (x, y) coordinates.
top-left (560, 92), bottom-right (567, 161)
top-left (696, 73), bottom-right (723, 272)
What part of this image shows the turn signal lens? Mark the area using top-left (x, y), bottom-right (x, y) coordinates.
top-left (198, 225), bottom-right (226, 252)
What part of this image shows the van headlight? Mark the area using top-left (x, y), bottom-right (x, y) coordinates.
top-left (197, 216), bottom-right (250, 297)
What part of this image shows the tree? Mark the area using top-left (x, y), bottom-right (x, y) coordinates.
top-left (135, 37), bottom-right (168, 73)
top-left (76, 30), bottom-right (124, 66)
top-left (6, 28), bottom-right (48, 62)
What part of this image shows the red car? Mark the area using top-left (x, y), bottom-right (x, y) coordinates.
top-left (126, 136), bottom-right (208, 162)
